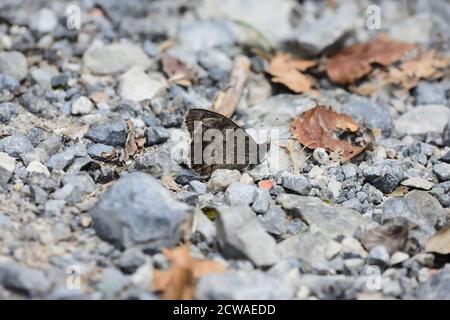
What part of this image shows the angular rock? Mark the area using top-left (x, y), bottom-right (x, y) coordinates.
top-left (47, 148), bottom-right (75, 171)
top-left (0, 152), bottom-right (15, 185)
top-left (71, 96), bottom-right (94, 115)
top-left (90, 172), bottom-right (189, 249)
top-left (258, 206), bottom-right (289, 237)
top-left (277, 194), bottom-right (371, 238)
top-left (363, 160), bottom-right (404, 193)
top-left (216, 206), bottom-right (279, 267)
top-left (251, 188), bottom-right (271, 214)
top-left (415, 82), bottom-right (447, 105)
top-left (207, 169), bottom-right (241, 192)
top-left (145, 126), bottom-right (170, 146)
top-left (0, 135), bottom-right (34, 158)
top-left (0, 51), bottom-right (27, 81)
top-left (0, 102), bottom-right (18, 124)
top-left (26, 161), bottom-right (50, 177)
top-left (134, 147), bottom-right (182, 178)
top-left (85, 119), bottom-right (127, 147)
top-left (417, 265), bottom-right (450, 299)
top-left (87, 143), bottom-right (116, 160)
top-left (83, 43), bottom-right (152, 75)
top-left (394, 105), bottom-right (450, 136)
top-left (281, 172), bottom-right (311, 195)
top-left (224, 182), bottom-right (256, 206)
top-left (401, 177), bottom-right (434, 190)
top-left (434, 162), bottom-right (450, 181)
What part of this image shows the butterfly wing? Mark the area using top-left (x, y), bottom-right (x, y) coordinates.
top-left (185, 109), bottom-right (263, 177)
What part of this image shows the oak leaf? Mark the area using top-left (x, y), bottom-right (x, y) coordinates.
top-left (290, 106), bottom-right (369, 162)
top-left (266, 52), bottom-right (317, 93)
top-left (326, 35), bottom-right (415, 85)
top-left (152, 244), bottom-right (226, 300)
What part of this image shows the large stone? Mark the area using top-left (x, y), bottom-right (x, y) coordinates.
top-left (394, 105), bottom-right (450, 136)
top-left (196, 270), bottom-right (294, 299)
top-left (216, 206), bottom-right (279, 267)
top-left (0, 51), bottom-right (27, 81)
top-left (118, 67), bottom-right (165, 102)
top-left (90, 172), bottom-right (189, 249)
top-left (381, 190), bottom-right (447, 232)
top-left (83, 43), bottom-right (152, 75)
top-left (277, 194), bottom-right (371, 238)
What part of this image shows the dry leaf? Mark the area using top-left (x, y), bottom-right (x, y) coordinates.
top-left (361, 222), bottom-right (410, 255)
top-left (326, 35), bottom-right (414, 85)
top-left (426, 227), bottom-right (450, 255)
top-left (266, 52), bottom-right (317, 93)
top-left (162, 53), bottom-right (194, 85)
top-left (290, 106), bottom-right (369, 162)
top-left (152, 244), bottom-right (226, 300)
top-left (122, 120), bottom-right (138, 161)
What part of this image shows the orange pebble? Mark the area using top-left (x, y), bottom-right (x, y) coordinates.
top-left (258, 180), bottom-right (273, 190)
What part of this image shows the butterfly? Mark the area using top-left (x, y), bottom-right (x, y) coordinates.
top-left (185, 109), bottom-right (270, 177)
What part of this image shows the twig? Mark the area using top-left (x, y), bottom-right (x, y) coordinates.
top-left (214, 55), bottom-right (251, 118)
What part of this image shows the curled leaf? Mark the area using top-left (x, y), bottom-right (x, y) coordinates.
top-left (266, 52), bottom-right (317, 93)
top-left (290, 106), bottom-right (370, 162)
top-left (326, 35), bottom-right (414, 85)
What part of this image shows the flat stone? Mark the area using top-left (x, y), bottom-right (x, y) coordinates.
top-left (0, 51), bottom-right (27, 81)
top-left (277, 194), bottom-right (371, 238)
top-left (83, 42), bottom-right (152, 75)
top-left (118, 67), bottom-right (165, 102)
top-left (401, 177), bottom-right (434, 190)
top-left (394, 105), bottom-right (450, 136)
top-left (196, 270), bottom-right (294, 299)
top-left (90, 172), bottom-right (189, 250)
top-left (85, 119), bottom-right (128, 147)
top-left (216, 206), bottom-right (279, 267)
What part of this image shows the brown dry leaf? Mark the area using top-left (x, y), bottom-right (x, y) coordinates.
top-left (290, 106), bottom-right (369, 162)
top-left (162, 53), bottom-right (195, 85)
top-left (152, 244), bottom-right (226, 300)
top-left (361, 222), bottom-right (410, 255)
top-left (122, 120), bottom-right (138, 161)
top-left (326, 35), bottom-right (415, 85)
top-left (385, 50), bottom-right (450, 91)
top-left (426, 227), bottom-right (450, 255)
top-left (266, 52), bottom-right (317, 93)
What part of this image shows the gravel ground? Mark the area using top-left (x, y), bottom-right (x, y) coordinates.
top-left (0, 0), bottom-right (450, 300)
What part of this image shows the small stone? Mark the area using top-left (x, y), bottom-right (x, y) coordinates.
top-left (281, 172), bottom-right (311, 195)
top-left (363, 160), bottom-right (403, 193)
top-left (37, 135), bottom-right (62, 156)
top-left (207, 169), bottom-right (241, 192)
top-left (251, 188), bottom-right (271, 214)
top-left (341, 237), bottom-right (368, 258)
top-left (145, 126), bottom-right (170, 146)
top-left (442, 151), bottom-right (450, 163)
top-left (0, 152), bottom-right (15, 185)
top-left (216, 206), bottom-right (279, 267)
top-left (71, 96), bottom-right (94, 115)
top-left (44, 199), bottom-right (66, 216)
top-left (415, 82), bottom-right (447, 105)
top-left (87, 143), bottom-right (116, 160)
top-left (51, 74), bottom-right (69, 89)
top-left (401, 177), bottom-right (434, 190)
top-left (0, 102), bottom-right (18, 123)
top-left (224, 182), bottom-right (256, 206)
top-left (0, 51), bottom-right (27, 81)
top-left (258, 206), bottom-right (288, 237)
top-left (85, 119), bottom-right (128, 147)
top-left (0, 135), bottom-right (34, 158)
top-left (239, 173), bottom-right (255, 185)
top-left (90, 172), bottom-right (189, 250)
top-left (83, 43), bottom-right (152, 75)
top-left (390, 252), bottom-right (409, 266)
top-left (325, 241), bottom-right (342, 260)
top-left (80, 216), bottom-right (92, 228)
top-left (0, 74), bottom-right (19, 90)
top-left (189, 180), bottom-right (207, 194)
top-left (47, 148), bottom-right (75, 171)
top-left (118, 67), bottom-right (165, 102)
top-left (417, 265), bottom-right (450, 299)
top-left (367, 245), bottom-right (390, 268)
top-left (26, 161), bottom-right (50, 177)
top-left (21, 148), bottom-right (49, 166)
top-left (343, 258), bottom-right (365, 274)
top-left (395, 104), bottom-right (450, 136)
top-left (313, 148), bottom-right (329, 164)
top-left (433, 162), bottom-right (450, 181)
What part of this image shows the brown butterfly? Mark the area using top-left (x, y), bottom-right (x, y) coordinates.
top-left (185, 109), bottom-right (270, 177)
